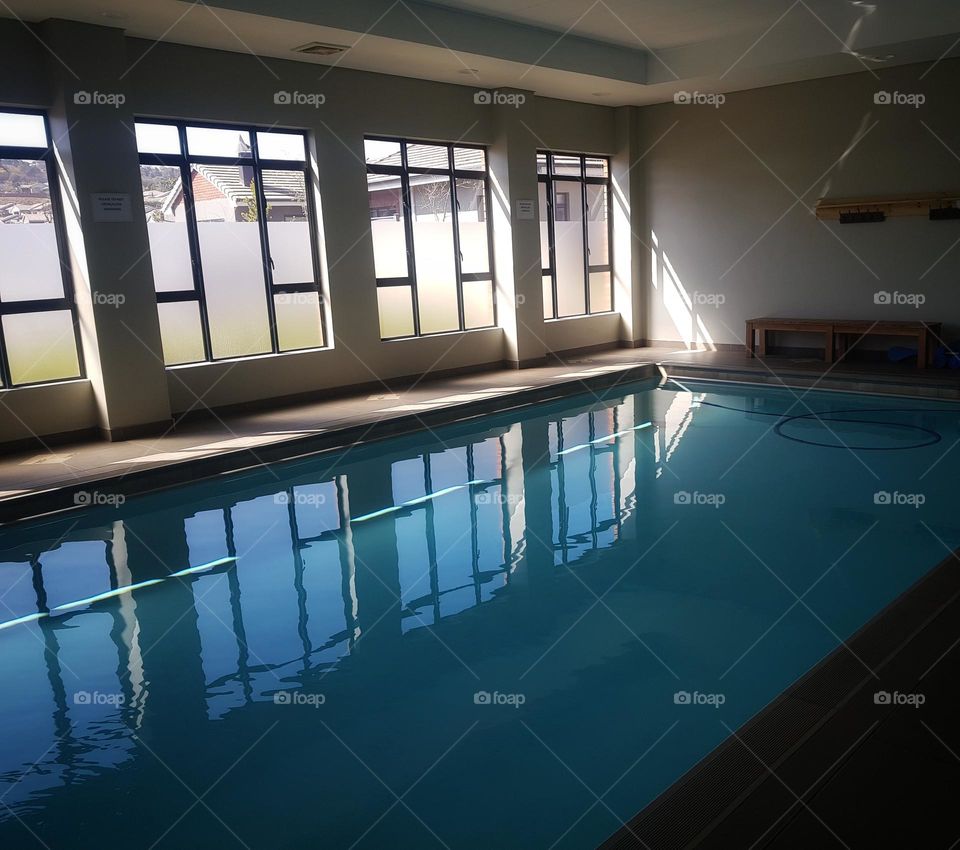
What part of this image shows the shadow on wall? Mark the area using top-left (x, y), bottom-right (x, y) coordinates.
top-left (651, 230), bottom-right (716, 350)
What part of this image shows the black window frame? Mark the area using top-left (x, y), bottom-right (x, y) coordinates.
top-left (538, 151), bottom-right (613, 320)
top-left (0, 107), bottom-right (84, 388)
top-left (365, 136), bottom-right (496, 340)
top-left (136, 118), bottom-right (328, 365)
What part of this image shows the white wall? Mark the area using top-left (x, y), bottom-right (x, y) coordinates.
top-left (640, 59), bottom-right (960, 350)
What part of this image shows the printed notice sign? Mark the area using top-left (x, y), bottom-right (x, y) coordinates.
top-left (515, 199), bottom-right (535, 220)
top-left (92, 193), bottom-right (132, 222)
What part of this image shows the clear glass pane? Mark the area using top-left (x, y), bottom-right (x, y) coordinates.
top-left (367, 174), bottom-right (407, 279)
top-left (406, 144), bottom-right (450, 170)
top-left (275, 291), bottom-right (324, 351)
top-left (411, 177), bottom-right (458, 334)
top-left (256, 131), bottom-right (306, 161)
top-left (455, 178), bottom-right (488, 275)
top-left (453, 147), bottom-right (485, 172)
top-left (262, 170), bottom-right (314, 285)
top-left (0, 112), bottom-right (47, 148)
top-left (536, 153), bottom-right (548, 174)
top-left (586, 183), bottom-right (609, 266)
top-left (195, 197), bottom-right (272, 357)
top-left (364, 139), bottom-right (400, 165)
top-left (463, 279), bottom-right (494, 329)
top-left (135, 122), bottom-right (181, 155)
top-left (585, 157), bottom-right (609, 178)
top-left (552, 154), bottom-right (581, 176)
top-left (0, 159), bottom-right (64, 301)
top-left (2, 310), bottom-right (80, 384)
top-left (377, 286), bottom-right (415, 338)
top-left (542, 275), bottom-right (554, 320)
top-left (157, 300), bottom-right (205, 365)
top-left (589, 271), bottom-right (612, 313)
top-left (538, 181), bottom-right (550, 269)
top-left (186, 126), bottom-right (250, 159)
top-left (553, 181), bottom-right (586, 317)
top-left (140, 164), bottom-right (193, 292)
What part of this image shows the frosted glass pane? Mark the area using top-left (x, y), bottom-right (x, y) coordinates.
top-left (378, 286), bottom-right (415, 338)
top-left (256, 131), bottom-right (305, 161)
top-left (157, 300), bottom-right (205, 365)
top-left (589, 271), bottom-right (612, 313)
top-left (463, 279), bottom-right (494, 329)
top-left (141, 165), bottom-right (193, 292)
top-left (542, 276), bottom-right (554, 320)
top-left (553, 181), bottom-right (585, 317)
top-left (586, 183), bottom-right (609, 265)
top-left (275, 292), bottom-right (324, 351)
top-left (263, 171), bottom-right (314, 284)
top-left (412, 179), bottom-right (458, 334)
top-left (538, 181), bottom-right (550, 268)
top-left (135, 122), bottom-right (180, 155)
top-left (367, 175), bottom-right (407, 279)
top-left (456, 178), bottom-right (488, 274)
top-left (0, 112), bottom-right (47, 148)
top-left (0, 159), bottom-right (63, 301)
top-left (3, 311), bottom-right (80, 385)
top-left (196, 221), bottom-right (271, 358)
top-left (186, 126), bottom-right (250, 158)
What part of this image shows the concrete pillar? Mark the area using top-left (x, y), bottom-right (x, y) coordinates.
top-left (41, 20), bottom-right (171, 440)
top-left (612, 106), bottom-right (646, 348)
top-left (488, 90), bottom-right (547, 367)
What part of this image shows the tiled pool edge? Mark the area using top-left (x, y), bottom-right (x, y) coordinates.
top-left (0, 363), bottom-right (659, 527)
top-left (599, 543), bottom-right (960, 849)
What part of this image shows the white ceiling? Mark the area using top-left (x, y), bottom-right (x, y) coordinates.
top-left (2, 0), bottom-right (960, 105)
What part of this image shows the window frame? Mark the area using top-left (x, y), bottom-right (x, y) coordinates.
top-left (365, 136), bottom-right (496, 340)
top-left (538, 151), bottom-right (613, 321)
top-left (0, 107), bottom-right (84, 388)
top-left (136, 118), bottom-right (327, 365)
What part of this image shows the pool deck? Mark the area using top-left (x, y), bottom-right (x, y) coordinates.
top-left (4, 343), bottom-right (960, 524)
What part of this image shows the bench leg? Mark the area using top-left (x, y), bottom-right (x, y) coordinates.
top-left (824, 328), bottom-right (834, 364)
top-left (918, 330), bottom-right (928, 369)
top-left (758, 328), bottom-right (767, 357)
top-left (745, 322), bottom-right (756, 358)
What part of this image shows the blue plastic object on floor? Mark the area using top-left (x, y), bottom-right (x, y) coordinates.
top-left (887, 345), bottom-right (917, 363)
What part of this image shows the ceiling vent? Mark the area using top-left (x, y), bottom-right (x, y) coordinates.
top-left (293, 42), bottom-right (350, 56)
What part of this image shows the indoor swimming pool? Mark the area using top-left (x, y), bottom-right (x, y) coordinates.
top-left (2, 377), bottom-right (960, 848)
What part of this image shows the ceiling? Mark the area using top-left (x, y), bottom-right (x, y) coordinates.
top-left (3, 0), bottom-right (960, 105)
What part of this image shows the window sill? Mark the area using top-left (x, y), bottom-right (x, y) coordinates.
top-left (380, 326), bottom-right (502, 343)
top-left (544, 311), bottom-right (617, 324)
top-left (166, 345), bottom-right (333, 371)
top-left (0, 377), bottom-right (90, 393)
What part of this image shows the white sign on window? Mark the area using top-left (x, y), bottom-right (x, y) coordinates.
top-left (91, 193), bottom-right (132, 222)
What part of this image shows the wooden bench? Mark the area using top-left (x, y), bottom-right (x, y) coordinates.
top-left (745, 318), bottom-right (942, 369)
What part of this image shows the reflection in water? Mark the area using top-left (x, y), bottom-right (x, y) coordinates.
top-left (5, 379), bottom-right (954, 848)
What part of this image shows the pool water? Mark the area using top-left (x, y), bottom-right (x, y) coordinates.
top-left (2, 377), bottom-right (960, 849)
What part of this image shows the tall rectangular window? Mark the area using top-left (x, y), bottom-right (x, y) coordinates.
top-left (538, 152), bottom-right (612, 320)
top-left (0, 110), bottom-right (82, 387)
top-left (136, 121), bottom-right (326, 365)
top-left (365, 138), bottom-right (495, 339)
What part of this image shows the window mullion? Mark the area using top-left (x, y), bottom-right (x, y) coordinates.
top-left (448, 146), bottom-right (466, 332)
top-left (179, 123), bottom-right (214, 363)
top-left (249, 131), bottom-right (280, 354)
top-left (399, 142), bottom-right (421, 338)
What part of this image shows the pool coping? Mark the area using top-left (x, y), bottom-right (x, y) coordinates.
top-left (599, 540), bottom-right (960, 849)
top-left (0, 362), bottom-right (660, 527)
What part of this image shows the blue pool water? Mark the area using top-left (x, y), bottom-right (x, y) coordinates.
top-left (2, 377), bottom-right (960, 848)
